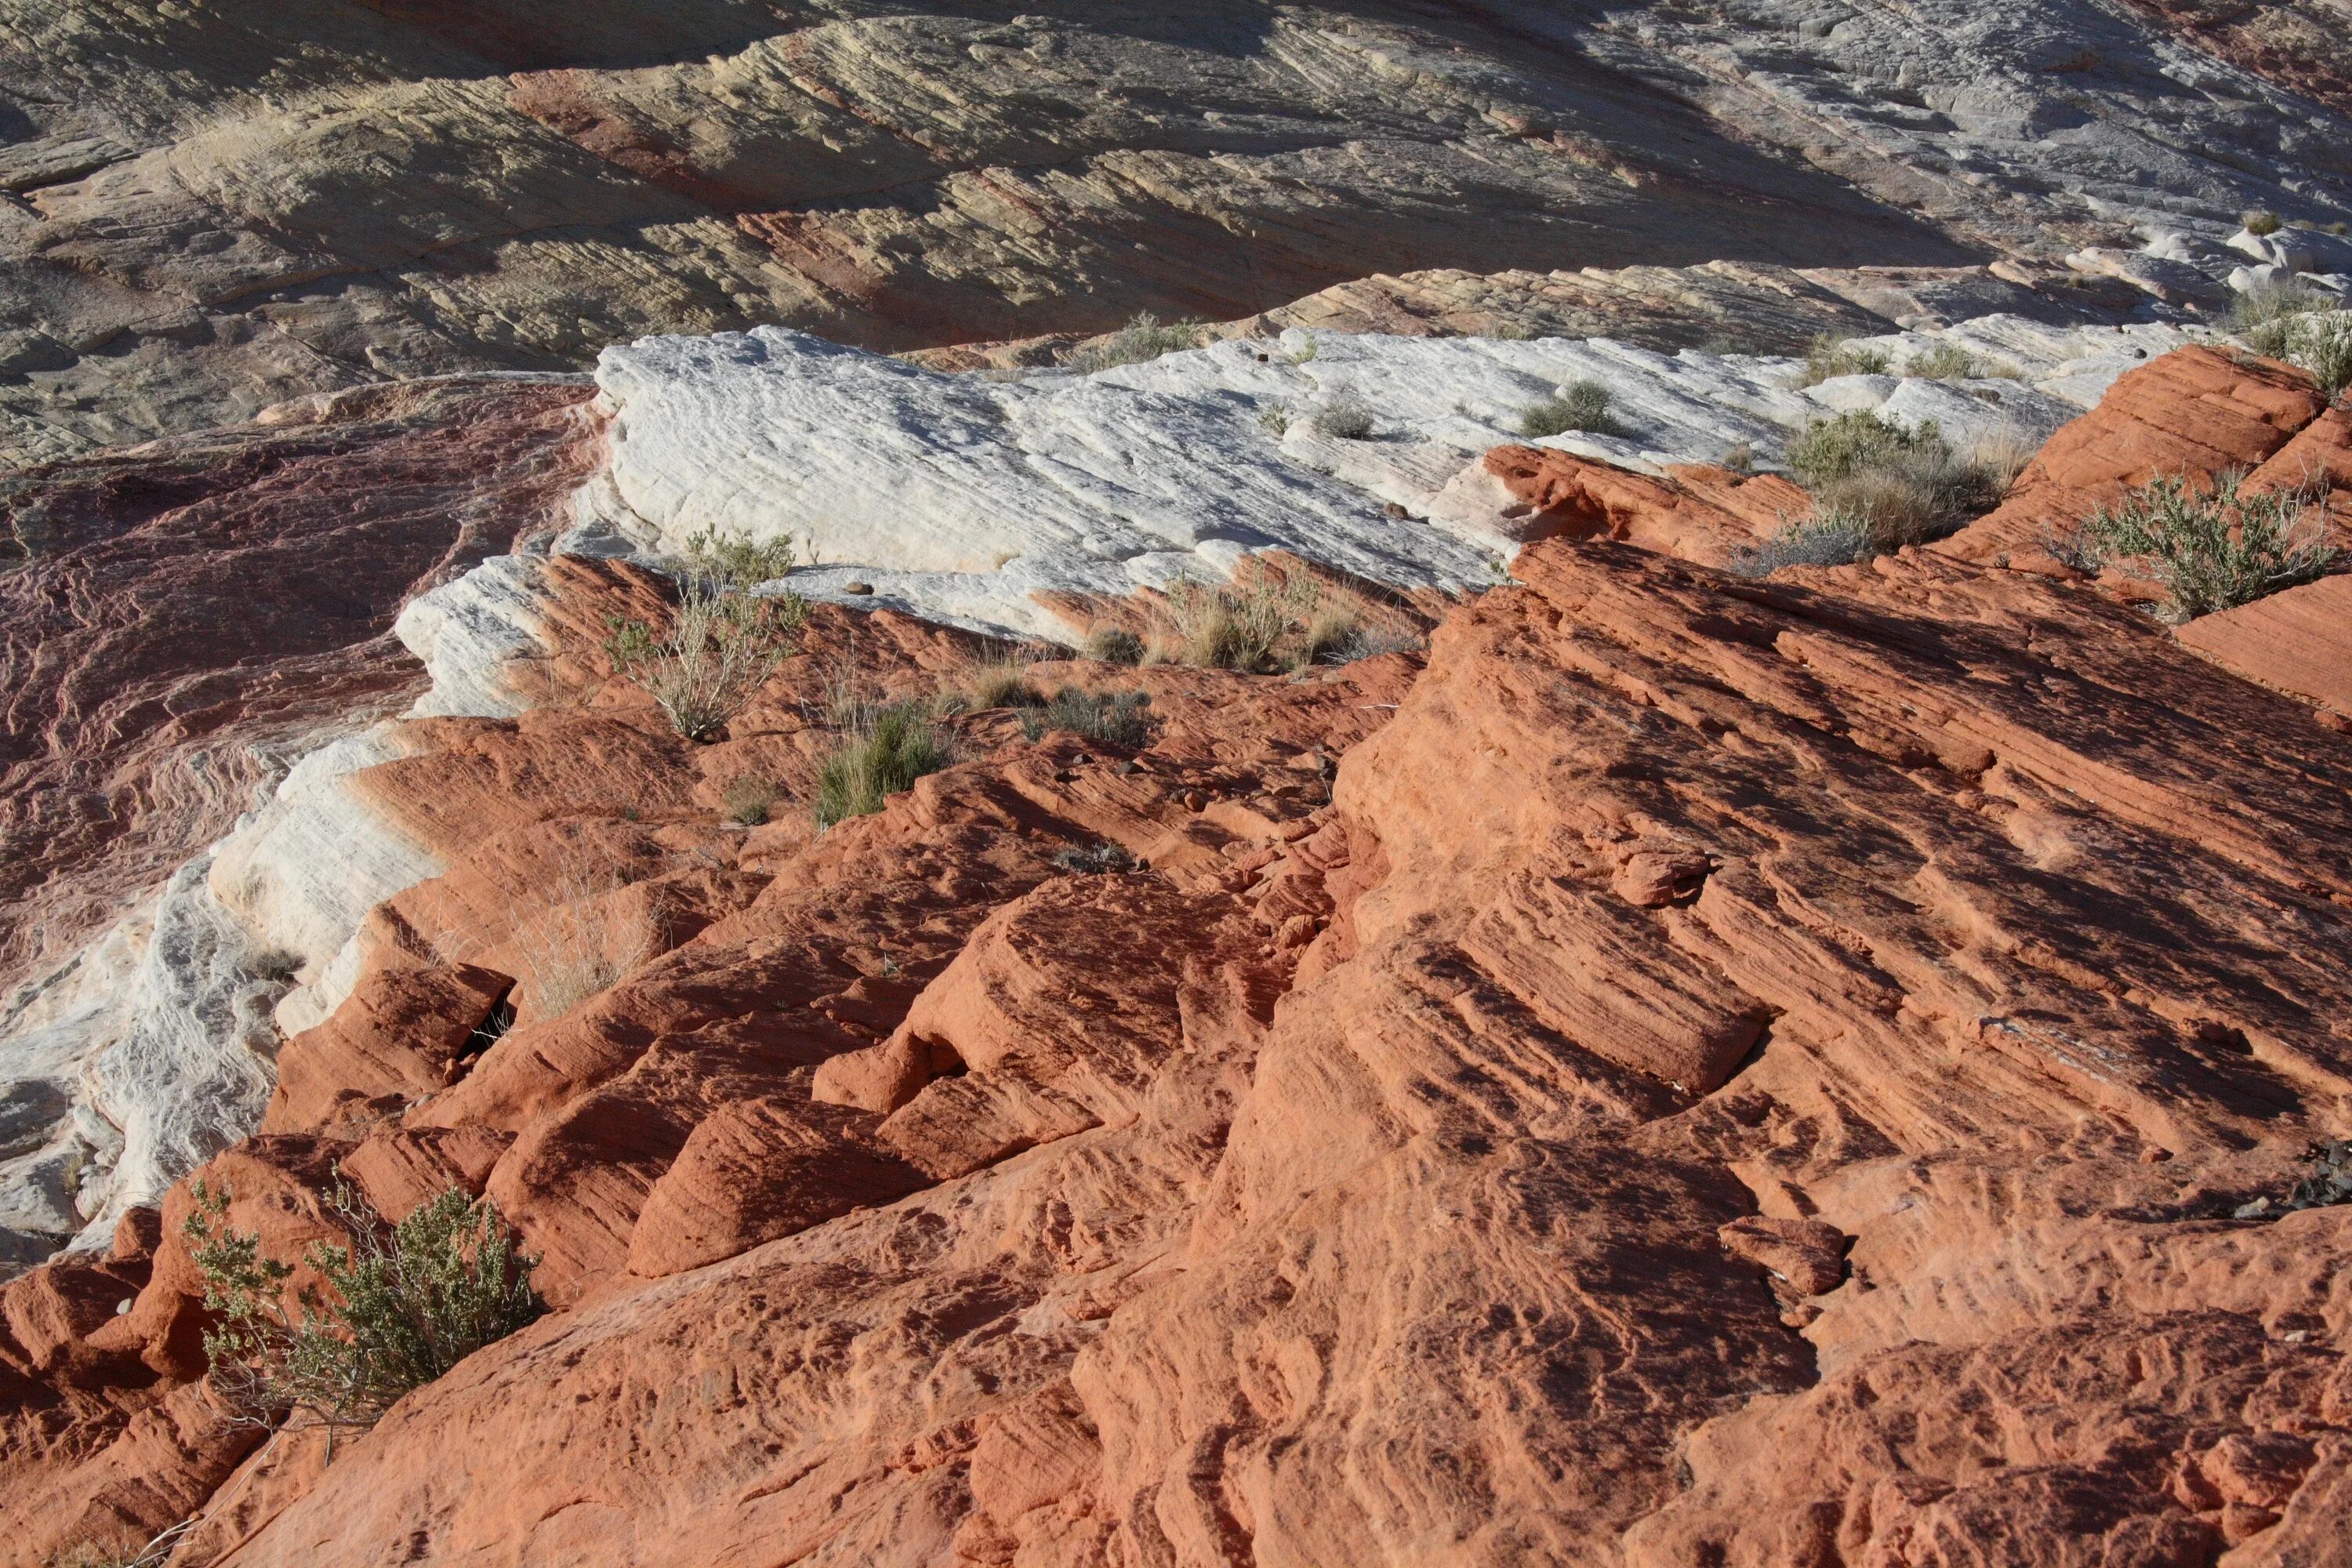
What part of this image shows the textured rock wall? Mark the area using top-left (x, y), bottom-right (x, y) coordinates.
top-left (0, 0), bottom-right (2347, 462)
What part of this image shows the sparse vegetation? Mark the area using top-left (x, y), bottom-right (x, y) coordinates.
top-left (1018, 688), bottom-right (1154, 748)
top-left (1516, 379), bottom-right (1628, 438)
top-left (1067, 312), bottom-right (1205, 372)
top-left (1730, 510), bottom-right (1877, 577)
top-left (2227, 278), bottom-right (2336, 344)
top-left (1157, 561), bottom-right (1323, 672)
top-left (1719, 441), bottom-right (1755, 474)
top-left (1310, 395), bottom-right (1377, 440)
top-left (606, 528), bottom-right (807, 742)
top-left (183, 1180), bottom-right (541, 1443)
top-left (1904, 343), bottom-right (2020, 381)
top-left (1793, 333), bottom-right (1893, 387)
top-left (2241, 209), bottom-right (2282, 237)
top-left (1258, 401), bottom-right (1292, 437)
top-left (1083, 625), bottom-right (1145, 665)
top-left (815, 699), bottom-right (948, 827)
top-left (2237, 303), bottom-right (2352, 400)
top-left (957, 646), bottom-right (1042, 710)
top-left (1051, 840), bottom-right (1138, 875)
top-left (502, 868), bottom-right (655, 1019)
top-left (2047, 470), bottom-right (2337, 621)
top-left (1784, 410), bottom-right (2019, 552)
top-left (722, 774), bottom-right (780, 827)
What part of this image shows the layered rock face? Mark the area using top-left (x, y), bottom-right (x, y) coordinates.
top-left (1, 0), bottom-right (2348, 462)
top-left (0, 376), bottom-right (600, 1262)
top-left (6, 347), bottom-right (2350, 1564)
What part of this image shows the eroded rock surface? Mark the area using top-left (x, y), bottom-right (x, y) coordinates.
top-left (1, 0), bottom-right (2347, 461)
top-left (5, 375), bottom-right (2347, 1560)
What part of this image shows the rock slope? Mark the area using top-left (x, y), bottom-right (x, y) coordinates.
top-left (1, 0), bottom-right (2348, 461)
top-left (3, 345), bottom-right (2350, 1564)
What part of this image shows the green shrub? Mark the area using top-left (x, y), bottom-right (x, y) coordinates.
top-left (1793, 333), bottom-right (1892, 387)
top-left (606, 528), bottom-right (806, 742)
top-left (1068, 312), bottom-right (1203, 372)
top-left (2242, 209), bottom-right (2282, 237)
top-left (1083, 625), bottom-right (1145, 665)
top-left (1311, 396), bottom-right (1376, 441)
top-left (957, 647), bottom-right (1041, 710)
top-left (2227, 279), bottom-right (2335, 347)
top-left (815, 700), bottom-right (947, 826)
top-left (722, 774), bottom-right (779, 826)
top-left (1159, 562), bottom-right (1322, 672)
top-left (1018, 688), bottom-right (1154, 748)
top-left (2253, 310), bottom-right (2352, 399)
top-left (1904, 343), bottom-right (2020, 381)
top-left (183, 1181), bottom-right (541, 1440)
top-left (1730, 511), bottom-right (1877, 577)
top-left (2053, 470), bottom-right (2337, 621)
top-left (1517, 379), bottom-right (1628, 438)
top-left (1787, 410), bottom-right (1942, 484)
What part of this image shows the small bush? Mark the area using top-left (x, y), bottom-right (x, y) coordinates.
top-left (2227, 279), bottom-right (2335, 346)
top-left (1730, 511), bottom-right (1877, 576)
top-left (1787, 412), bottom-right (2020, 552)
top-left (505, 869), bottom-right (654, 1018)
top-left (184, 1180), bottom-right (541, 1439)
top-left (1258, 401), bottom-right (1291, 437)
top-left (1084, 625), bottom-right (1145, 665)
top-left (1051, 840), bottom-right (1137, 875)
top-left (2252, 310), bottom-right (2352, 399)
top-left (722, 775), bottom-right (779, 826)
top-left (607, 529), bottom-right (806, 742)
top-left (1719, 441), bottom-right (1755, 474)
top-left (1905, 343), bottom-right (2019, 381)
top-left (1793, 333), bottom-right (1892, 387)
top-left (1787, 409), bottom-right (1941, 485)
top-left (815, 700), bottom-right (947, 826)
top-left (1160, 562), bottom-right (1321, 672)
top-left (957, 647), bottom-right (1042, 711)
top-left (1517, 379), bottom-right (1628, 438)
top-left (2053, 470), bottom-right (2337, 621)
top-left (1068, 312), bottom-right (1203, 372)
top-left (2242, 209), bottom-right (2282, 237)
top-left (1311, 395), bottom-right (1376, 441)
top-left (1019, 688), bottom-right (1154, 748)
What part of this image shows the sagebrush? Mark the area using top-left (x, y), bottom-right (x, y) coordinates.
top-left (1517, 379), bottom-right (1626, 438)
top-left (606, 528), bottom-right (806, 741)
top-left (184, 1181), bottom-right (541, 1444)
top-left (1730, 511), bottom-right (1876, 577)
top-left (1793, 333), bottom-right (1891, 387)
top-left (2049, 470), bottom-right (2337, 620)
top-left (1786, 410), bottom-right (2017, 551)
top-left (1068, 312), bottom-right (1203, 372)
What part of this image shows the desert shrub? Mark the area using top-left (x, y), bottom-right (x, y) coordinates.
top-left (1310, 395), bottom-right (1376, 440)
top-left (1787, 409), bottom-right (1942, 484)
top-left (815, 700), bottom-right (947, 826)
top-left (957, 646), bottom-right (1042, 710)
top-left (1257, 401), bottom-right (1291, 437)
top-left (1019, 688), bottom-right (1154, 748)
top-left (1068, 312), bottom-right (1203, 372)
top-left (2242, 209), bottom-right (2282, 237)
top-left (1159, 562), bottom-right (1321, 672)
top-left (1793, 333), bottom-right (1892, 387)
top-left (722, 774), bottom-right (779, 826)
top-left (2227, 278), bottom-right (2335, 348)
top-left (1730, 510), bottom-right (1877, 576)
top-left (1905, 343), bottom-right (2020, 381)
top-left (2253, 310), bottom-right (2352, 399)
top-left (607, 528), bottom-right (806, 742)
top-left (183, 1181), bottom-right (541, 1441)
top-left (1719, 441), bottom-right (1755, 474)
top-left (1084, 625), bottom-right (1145, 665)
top-left (1785, 411), bottom-right (2019, 549)
top-left (2051, 470), bottom-right (2337, 620)
top-left (505, 870), bottom-right (653, 1018)
top-left (1517, 379), bottom-right (1628, 438)
top-left (1051, 840), bottom-right (1137, 875)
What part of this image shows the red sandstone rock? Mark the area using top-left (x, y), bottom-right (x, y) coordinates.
top-left (1437, 444), bottom-right (1805, 564)
top-left (1936, 345), bottom-right (2329, 565)
top-left (263, 958), bottom-right (510, 1134)
top-left (2177, 575), bottom-right (2352, 720)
